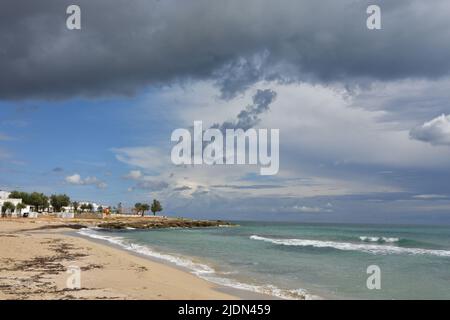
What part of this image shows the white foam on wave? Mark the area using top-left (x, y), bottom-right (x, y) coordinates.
top-left (359, 236), bottom-right (399, 243)
top-left (77, 228), bottom-right (318, 300)
top-left (250, 235), bottom-right (450, 257)
top-left (78, 228), bottom-right (214, 274)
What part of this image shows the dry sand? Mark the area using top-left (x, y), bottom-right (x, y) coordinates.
top-left (0, 218), bottom-right (239, 300)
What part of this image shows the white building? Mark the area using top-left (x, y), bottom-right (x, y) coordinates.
top-left (0, 190), bottom-right (33, 217)
top-left (77, 201), bottom-right (108, 212)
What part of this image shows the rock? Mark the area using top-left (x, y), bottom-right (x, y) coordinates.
top-left (96, 218), bottom-right (234, 230)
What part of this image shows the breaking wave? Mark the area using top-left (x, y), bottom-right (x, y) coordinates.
top-left (359, 236), bottom-right (399, 243)
top-left (250, 235), bottom-right (450, 257)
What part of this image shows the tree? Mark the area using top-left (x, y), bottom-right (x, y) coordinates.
top-left (8, 191), bottom-right (22, 199)
top-left (72, 201), bottom-right (79, 213)
top-left (50, 194), bottom-right (71, 212)
top-left (87, 203), bottom-right (93, 212)
top-left (97, 206), bottom-right (103, 213)
top-left (134, 202), bottom-right (142, 215)
top-left (141, 203), bottom-right (150, 216)
top-left (80, 204), bottom-right (89, 212)
top-left (9, 191), bottom-right (48, 212)
top-left (134, 203), bottom-right (150, 216)
top-left (29, 192), bottom-right (49, 212)
top-left (9, 191), bottom-right (30, 203)
top-left (1, 201), bottom-right (16, 217)
top-left (150, 199), bottom-right (162, 216)
top-left (16, 203), bottom-right (27, 217)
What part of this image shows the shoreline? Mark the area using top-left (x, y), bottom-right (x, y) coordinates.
top-left (0, 219), bottom-right (238, 299)
top-left (71, 228), bottom-right (277, 300)
top-left (0, 218), bottom-right (274, 300)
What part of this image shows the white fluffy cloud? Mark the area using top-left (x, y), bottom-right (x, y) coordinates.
top-left (65, 174), bottom-right (107, 189)
top-left (65, 174), bottom-right (82, 184)
top-left (410, 114), bottom-right (450, 146)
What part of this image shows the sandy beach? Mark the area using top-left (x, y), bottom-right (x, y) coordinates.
top-left (0, 218), bottom-right (239, 300)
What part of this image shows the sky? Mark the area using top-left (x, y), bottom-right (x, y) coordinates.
top-left (2, 0), bottom-right (450, 224)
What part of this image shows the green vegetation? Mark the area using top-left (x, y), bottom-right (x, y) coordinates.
top-left (9, 191), bottom-right (49, 211)
top-left (6, 190), bottom-right (164, 217)
top-left (134, 202), bottom-right (150, 216)
top-left (134, 200), bottom-right (162, 216)
top-left (151, 199), bottom-right (162, 216)
top-left (80, 203), bottom-right (94, 212)
top-left (50, 194), bottom-right (71, 212)
top-left (16, 203), bottom-right (27, 216)
top-left (1, 201), bottom-right (16, 217)
top-left (9, 190), bottom-right (71, 213)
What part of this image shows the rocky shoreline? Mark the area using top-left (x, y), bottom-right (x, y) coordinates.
top-left (97, 218), bottom-right (234, 230)
top-left (23, 217), bottom-right (235, 231)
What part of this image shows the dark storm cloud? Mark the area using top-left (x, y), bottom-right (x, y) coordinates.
top-left (2, 0), bottom-right (450, 100)
top-left (212, 89), bottom-right (277, 131)
top-left (185, 88), bottom-right (275, 158)
top-left (214, 53), bottom-right (269, 100)
top-left (350, 79), bottom-right (450, 126)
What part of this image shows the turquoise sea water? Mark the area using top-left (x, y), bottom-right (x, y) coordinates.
top-left (79, 221), bottom-right (450, 299)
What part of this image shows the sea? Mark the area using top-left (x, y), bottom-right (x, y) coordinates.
top-left (78, 221), bottom-right (450, 299)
